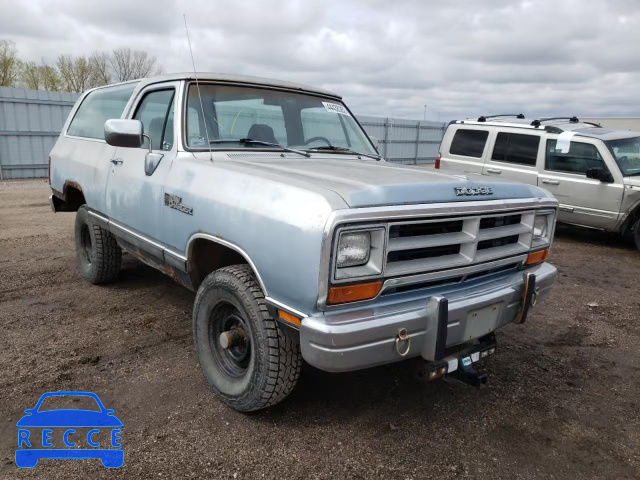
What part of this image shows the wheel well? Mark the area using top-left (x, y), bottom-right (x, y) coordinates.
top-left (622, 204), bottom-right (640, 235)
top-left (61, 182), bottom-right (86, 211)
top-left (188, 238), bottom-right (249, 289)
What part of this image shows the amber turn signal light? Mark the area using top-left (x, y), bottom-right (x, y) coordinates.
top-left (277, 310), bottom-right (301, 327)
top-left (525, 248), bottom-right (549, 265)
top-left (328, 281), bottom-right (383, 305)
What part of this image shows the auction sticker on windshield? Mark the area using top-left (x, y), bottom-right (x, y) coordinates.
top-left (322, 102), bottom-right (350, 116)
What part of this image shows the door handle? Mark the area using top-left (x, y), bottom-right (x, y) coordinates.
top-left (486, 168), bottom-right (502, 174)
top-left (110, 158), bottom-right (124, 166)
top-left (541, 179), bottom-right (560, 185)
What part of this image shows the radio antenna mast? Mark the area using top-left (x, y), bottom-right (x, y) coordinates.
top-left (183, 14), bottom-right (213, 162)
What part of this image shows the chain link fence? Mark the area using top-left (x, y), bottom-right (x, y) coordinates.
top-left (0, 87), bottom-right (446, 179)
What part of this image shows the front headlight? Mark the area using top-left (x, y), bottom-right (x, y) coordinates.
top-left (531, 211), bottom-right (556, 249)
top-left (337, 232), bottom-right (371, 268)
top-left (334, 228), bottom-right (385, 280)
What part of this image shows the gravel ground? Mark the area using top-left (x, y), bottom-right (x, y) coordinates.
top-left (0, 179), bottom-right (638, 479)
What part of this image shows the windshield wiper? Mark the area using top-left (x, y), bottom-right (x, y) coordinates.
top-left (307, 145), bottom-right (381, 161)
top-left (209, 138), bottom-right (310, 158)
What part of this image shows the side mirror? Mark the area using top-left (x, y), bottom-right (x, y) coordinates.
top-left (585, 167), bottom-right (614, 183)
top-left (104, 119), bottom-right (144, 148)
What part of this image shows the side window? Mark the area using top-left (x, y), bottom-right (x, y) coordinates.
top-left (67, 83), bottom-right (138, 139)
top-left (133, 89), bottom-right (175, 151)
top-left (491, 133), bottom-right (540, 166)
top-left (449, 129), bottom-right (489, 158)
top-left (545, 140), bottom-right (605, 175)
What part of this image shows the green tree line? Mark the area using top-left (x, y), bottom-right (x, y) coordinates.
top-left (0, 39), bottom-right (162, 92)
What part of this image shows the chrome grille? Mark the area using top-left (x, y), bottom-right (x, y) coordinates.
top-left (385, 211), bottom-right (535, 277)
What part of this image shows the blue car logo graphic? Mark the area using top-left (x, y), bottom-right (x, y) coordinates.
top-left (15, 391), bottom-right (123, 468)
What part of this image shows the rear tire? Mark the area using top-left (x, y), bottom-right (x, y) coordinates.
top-left (193, 264), bottom-right (302, 412)
top-left (634, 220), bottom-right (640, 251)
top-left (74, 205), bottom-right (122, 284)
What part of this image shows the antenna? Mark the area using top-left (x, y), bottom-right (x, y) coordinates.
top-left (183, 14), bottom-right (213, 162)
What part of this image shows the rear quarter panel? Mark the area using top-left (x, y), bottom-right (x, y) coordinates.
top-left (439, 124), bottom-right (489, 174)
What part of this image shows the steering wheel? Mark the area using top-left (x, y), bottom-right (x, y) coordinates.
top-left (304, 136), bottom-right (332, 146)
top-left (618, 155), bottom-right (629, 166)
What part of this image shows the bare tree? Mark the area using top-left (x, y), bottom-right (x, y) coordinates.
top-left (89, 51), bottom-right (111, 86)
top-left (0, 39), bottom-right (21, 87)
top-left (57, 54), bottom-right (93, 92)
top-left (110, 47), bottom-right (159, 82)
top-left (22, 61), bottom-right (41, 90)
top-left (40, 63), bottom-right (61, 91)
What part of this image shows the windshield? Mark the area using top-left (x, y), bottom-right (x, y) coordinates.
top-left (606, 136), bottom-right (640, 176)
top-left (185, 84), bottom-right (376, 155)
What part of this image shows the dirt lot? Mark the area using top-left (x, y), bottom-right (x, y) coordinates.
top-left (0, 179), bottom-right (638, 479)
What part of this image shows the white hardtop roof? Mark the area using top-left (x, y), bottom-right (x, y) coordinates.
top-left (121, 72), bottom-right (341, 99)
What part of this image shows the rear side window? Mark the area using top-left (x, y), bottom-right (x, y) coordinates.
top-left (449, 129), bottom-right (488, 158)
top-left (491, 133), bottom-right (540, 166)
top-left (67, 83), bottom-right (138, 140)
top-left (545, 140), bottom-right (605, 175)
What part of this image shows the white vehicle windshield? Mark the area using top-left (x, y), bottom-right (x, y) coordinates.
top-left (185, 84), bottom-right (377, 156)
top-left (606, 136), bottom-right (640, 176)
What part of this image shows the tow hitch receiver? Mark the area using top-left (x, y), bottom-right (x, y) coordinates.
top-left (422, 334), bottom-right (496, 387)
top-left (449, 357), bottom-right (488, 387)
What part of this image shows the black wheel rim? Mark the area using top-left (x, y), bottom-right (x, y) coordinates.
top-left (80, 224), bottom-right (93, 265)
top-left (209, 302), bottom-right (251, 378)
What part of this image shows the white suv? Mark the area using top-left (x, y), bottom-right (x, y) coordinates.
top-left (437, 115), bottom-right (640, 250)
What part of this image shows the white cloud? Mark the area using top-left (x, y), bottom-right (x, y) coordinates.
top-left (2, 0), bottom-right (639, 120)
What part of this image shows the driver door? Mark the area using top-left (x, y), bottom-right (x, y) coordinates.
top-left (105, 83), bottom-right (178, 250)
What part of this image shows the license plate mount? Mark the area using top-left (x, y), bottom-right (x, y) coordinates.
top-left (465, 302), bottom-right (503, 340)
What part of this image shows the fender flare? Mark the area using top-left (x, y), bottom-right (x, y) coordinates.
top-left (185, 233), bottom-right (268, 295)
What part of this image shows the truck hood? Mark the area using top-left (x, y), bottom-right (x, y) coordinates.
top-left (225, 155), bottom-right (551, 207)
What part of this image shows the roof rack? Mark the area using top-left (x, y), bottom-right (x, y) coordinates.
top-left (477, 113), bottom-right (525, 122)
top-left (530, 116), bottom-right (579, 127)
top-left (583, 121), bottom-right (603, 128)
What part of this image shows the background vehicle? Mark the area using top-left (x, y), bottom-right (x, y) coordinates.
top-left (437, 115), bottom-right (640, 250)
top-left (49, 74), bottom-right (558, 411)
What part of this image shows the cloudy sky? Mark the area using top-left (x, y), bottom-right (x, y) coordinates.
top-left (2, 0), bottom-right (640, 121)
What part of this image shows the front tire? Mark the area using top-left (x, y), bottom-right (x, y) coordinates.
top-left (74, 205), bottom-right (122, 284)
top-left (633, 219), bottom-right (640, 251)
top-left (193, 264), bottom-right (302, 412)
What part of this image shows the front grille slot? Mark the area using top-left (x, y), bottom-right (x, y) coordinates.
top-left (480, 214), bottom-right (521, 229)
top-left (385, 211), bottom-right (535, 279)
top-left (477, 235), bottom-right (519, 250)
top-left (382, 261), bottom-right (521, 295)
top-left (387, 244), bottom-right (461, 263)
top-left (390, 220), bottom-right (463, 238)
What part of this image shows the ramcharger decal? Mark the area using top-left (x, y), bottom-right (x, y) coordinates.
top-left (164, 193), bottom-right (193, 215)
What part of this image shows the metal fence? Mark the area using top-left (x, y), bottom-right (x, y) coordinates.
top-left (0, 87), bottom-right (446, 179)
top-left (358, 116), bottom-right (446, 165)
top-left (0, 87), bottom-right (79, 179)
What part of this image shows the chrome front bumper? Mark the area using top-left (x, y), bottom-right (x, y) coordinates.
top-left (300, 262), bottom-right (557, 372)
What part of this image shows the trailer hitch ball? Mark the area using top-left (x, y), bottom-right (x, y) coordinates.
top-left (219, 329), bottom-right (246, 350)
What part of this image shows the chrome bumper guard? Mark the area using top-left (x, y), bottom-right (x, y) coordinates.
top-left (300, 262), bottom-right (556, 372)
